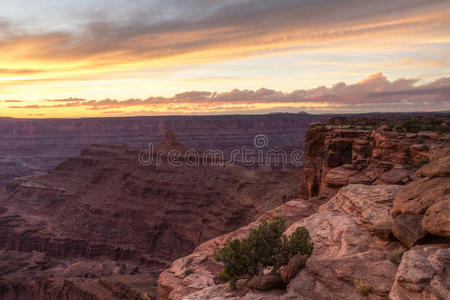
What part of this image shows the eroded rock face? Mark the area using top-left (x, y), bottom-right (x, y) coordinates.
top-left (389, 244), bottom-right (450, 300)
top-left (0, 141), bottom-right (302, 299)
top-left (283, 207), bottom-right (400, 299)
top-left (391, 177), bottom-right (450, 217)
top-left (0, 250), bottom-right (156, 300)
top-left (391, 153), bottom-right (450, 240)
top-left (422, 199), bottom-right (450, 238)
top-left (157, 199), bottom-right (325, 300)
top-left (321, 184), bottom-right (401, 240)
top-left (391, 215), bottom-right (427, 248)
top-left (0, 114), bottom-right (320, 187)
top-left (298, 117), bottom-right (449, 200)
top-left (159, 185), bottom-right (404, 299)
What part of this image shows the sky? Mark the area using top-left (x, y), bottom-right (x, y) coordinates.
top-left (0, 0), bottom-right (449, 118)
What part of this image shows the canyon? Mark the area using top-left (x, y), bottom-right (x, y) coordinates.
top-left (0, 130), bottom-right (302, 299)
top-left (0, 114), bottom-right (449, 299)
top-left (0, 113), bottom-right (320, 187)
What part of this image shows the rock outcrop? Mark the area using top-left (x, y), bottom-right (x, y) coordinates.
top-left (157, 180), bottom-right (449, 299)
top-left (389, 244), bottom-right (450, 300)
top-left (157, 199), bottom-right (325, 299)
top-left (282, 185), bottom-right (403, 300)
top-left (299, 116), bottom-right (450, 199)
top-left (321, 184), bottom-right (401, 240)
top-left (392, 153), bottom-right (450, 242)
top-left (157, 185), bottom-right (405, 299)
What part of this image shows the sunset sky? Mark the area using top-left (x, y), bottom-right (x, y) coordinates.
top-left (0, 0), bottom-right (449, 118)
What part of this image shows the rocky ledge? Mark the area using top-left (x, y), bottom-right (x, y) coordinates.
top-left (299, 116), bottom-right (450, 199)
top-left (157, 142), bottom-right (450, 299)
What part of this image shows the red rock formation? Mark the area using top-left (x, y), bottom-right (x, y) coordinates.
top-left (0, 114), bottom-right (320, 186)
top-left (157, 199), bottom-right (325, 299)
top-left (299, 117), bottom-right (450, 199)
top-left (0, 134), bottom-right (302, 298)
top-left (155, 116), bottom-right (450, 300)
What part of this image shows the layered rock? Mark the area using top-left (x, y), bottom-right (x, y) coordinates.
top-left (158, 185), bottom-right (405, 299)
top-left (282, 185), bottom-right (403, 300)
top-left (299, 116), bottom-right (450, 199)
top-left (389, 244), bottom-right (450, 300)
top-left (391, 153), bottom-right (450, 244)
top-left (322, 184), bottom-right (401, 240)
top-left (0, 250), bottom-right (156, 300)
top-left (157, 199), bottom-right (325, 299)
top-left (0, 113), bottom-right (320, 186)
top-left (0, 136), bottom-right (302, 298)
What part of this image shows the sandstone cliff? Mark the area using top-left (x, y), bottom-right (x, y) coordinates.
top-left (299, 116), bottom-right (449, 199)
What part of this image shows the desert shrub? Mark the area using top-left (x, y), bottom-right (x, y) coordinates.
top-left (355, 281), bottom-right (372, 296)
top-left (388, 249), bottom-right (404, 265)
top-left (184, 268), bottom-right (194, 276)
top-left (401, 119), bottom-right (421, 133)
top-left (214, 216), bottom-right (313, 288)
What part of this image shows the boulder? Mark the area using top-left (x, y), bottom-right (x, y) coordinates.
top-left (282, 209), bottom-right (400, 299)
top-left (248, 275), bottom-right (284, 291)
top-left (391, 177), bottom-right (450, 217)
top-left (389, 244), bottom-right (450, 300)
top-left (422, 198), bottom-right (450, 238)
top-left (391, 215), bottom-right (426, 248)
top-left (323, 184), bottom-right (401, 240)
top-left (325, 167), bottom-right (359, 187)
top-left (348, 172), bottom-right (373, 185)
top-left (280, 254), bottom-right (307, 285)
top-left (415, 155), bottom-right (450, 178)
top-left (381, 169), bottom-right (413, 184)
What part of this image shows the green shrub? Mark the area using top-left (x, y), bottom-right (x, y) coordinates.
top-left (355, 281), bottom-right (372, 296)
top-left (388, 249), bottom-right (404, 265)
top-left (184, 268), bottom-right (194, 276)
top-left (214, 217), bottom-right (313, 288)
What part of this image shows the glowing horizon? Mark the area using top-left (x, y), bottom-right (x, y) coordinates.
top-left (1, 0), bottom-right (449, 118)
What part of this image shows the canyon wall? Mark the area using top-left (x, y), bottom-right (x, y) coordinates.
top-left (0, 113), bottom-right (320, 186)
top-left (0, 134), bottom-right (302, 299)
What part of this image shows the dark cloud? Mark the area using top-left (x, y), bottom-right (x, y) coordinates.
top-left (1, 0), bottom-right (447, 63)
top-left (8, 73), bottom-right (450, 111)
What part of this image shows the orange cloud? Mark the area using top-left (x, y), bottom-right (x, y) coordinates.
top-left (6, 73), bottom-right (450, 117)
